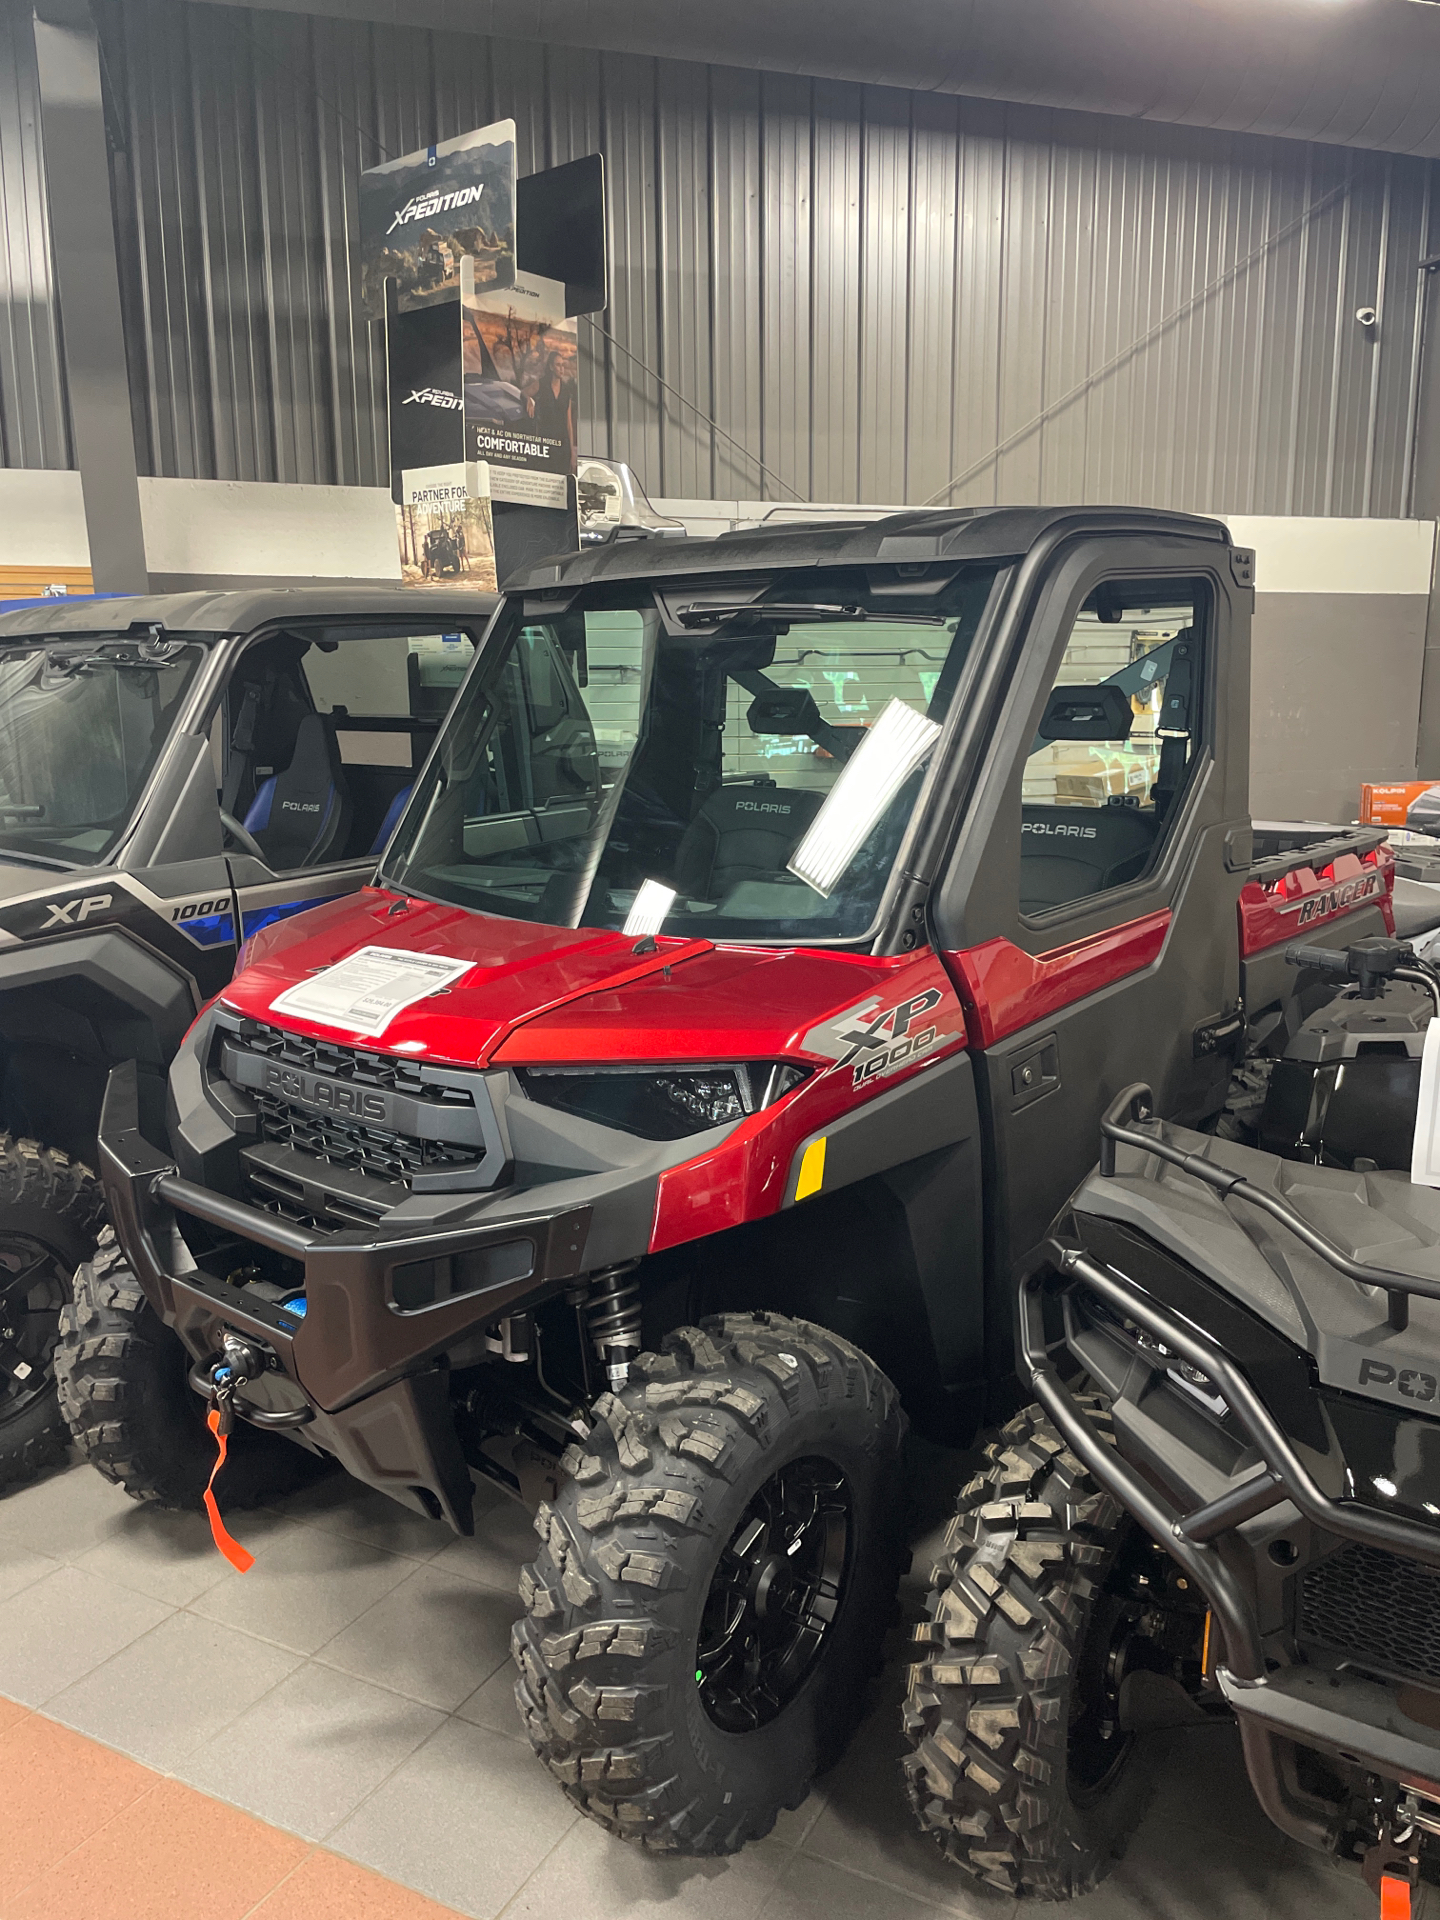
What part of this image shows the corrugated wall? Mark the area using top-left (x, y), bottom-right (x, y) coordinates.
top-left (5, 0), bottom-right (1438, 513)
top-left (0, 0), bottom-right (68, 470)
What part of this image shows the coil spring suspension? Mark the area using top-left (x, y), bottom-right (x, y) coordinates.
top-left (586, 1265), bottom-right (642, 1391)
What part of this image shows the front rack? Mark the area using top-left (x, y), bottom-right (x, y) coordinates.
top-left (1099, 1082), bottom-right (1438, 1332)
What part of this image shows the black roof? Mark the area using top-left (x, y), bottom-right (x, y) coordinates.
top-left (507, 504), bottom-right (1233, 594)
top-left (0, 585), bottom-right (500, 640)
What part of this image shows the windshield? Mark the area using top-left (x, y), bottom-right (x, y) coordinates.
top-left (380, 565), bottom-right (1001, 942)
top-left (0, 634), bottom-right (206, 866)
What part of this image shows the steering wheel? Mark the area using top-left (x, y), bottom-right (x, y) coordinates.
top-left (220, 810), bottom-right (267, 862)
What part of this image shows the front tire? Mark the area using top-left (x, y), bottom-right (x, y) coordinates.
top-left (901, 1400), bottom-right (1153, 1900)
top-left (513, 1312), bottom-right (907, 1854)
top-left (0, 1135), bottom-right (105, 1493)
top-left (56, 1229), bottom-right (320, 1509)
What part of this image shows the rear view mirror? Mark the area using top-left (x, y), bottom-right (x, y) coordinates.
top-left (747, 687), bottom-right (825, 736)
top-left (1037, 684), bottom-right (1132, 743)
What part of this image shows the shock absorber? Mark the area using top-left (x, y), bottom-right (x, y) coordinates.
top-left (586, 1264), bottom-right (642, 1391)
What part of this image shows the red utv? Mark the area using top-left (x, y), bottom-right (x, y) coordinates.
top-left (61, 507), bottom-right (1399, 1856)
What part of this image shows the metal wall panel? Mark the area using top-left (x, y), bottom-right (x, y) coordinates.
top-left (0, 1), bottom-right (68, 470)
top-left (4, 0), bottom-right (1436, 516)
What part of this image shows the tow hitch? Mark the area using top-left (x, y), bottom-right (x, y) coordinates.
top-left (202, 1333), bottom-right (265, 1574)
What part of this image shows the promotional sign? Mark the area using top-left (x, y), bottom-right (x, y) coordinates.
top-left (462, 269), bottom-right (578, 509)
top-left (395, 463), bottom-right (497, 593)
top-left (385, 300), bottom-right (465, 474)
top-left (361, 120), bottom-right (516, 320)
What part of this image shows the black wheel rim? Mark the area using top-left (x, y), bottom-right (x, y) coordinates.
top-left (696, 1454), bottom-right (852, 1733)
top-left (0, 1233), bottom-right (68, 1428)
top-left (1068, 1523), bottom-right (1203, 1802)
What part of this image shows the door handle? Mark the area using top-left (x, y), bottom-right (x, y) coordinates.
top-left (1010, 1033), bottom-right (1060, 1111)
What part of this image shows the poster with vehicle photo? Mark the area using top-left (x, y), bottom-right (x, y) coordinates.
top-left (462, 269), bottom-right (578, 509)
top-left (395, 464), bottom-right (497, 592)
top-left (361, 121), bottom-right (516, 319)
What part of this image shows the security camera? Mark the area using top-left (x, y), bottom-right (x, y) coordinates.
top-left (1356, 306), bottom-right (1378, 328)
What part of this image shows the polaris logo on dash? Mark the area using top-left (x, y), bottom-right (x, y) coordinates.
top-left (1022, 821), bottom-right (1098, 840)
top-left (403, 387), bottom-right (462, 411)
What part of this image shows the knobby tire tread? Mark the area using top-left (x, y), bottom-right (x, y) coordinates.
top-left (513, 1311), bottom-right (907, 1856)
top-left (0, 1134), bottom-right (105, 1491)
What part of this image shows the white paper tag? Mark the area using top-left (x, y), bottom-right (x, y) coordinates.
top-left (1411, 1014), bottom-right (1440, 1186)
top-left (269, 946), bottom-right (473, 1038)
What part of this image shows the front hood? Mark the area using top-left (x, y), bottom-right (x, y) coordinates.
top-left (219, 885), bottom-right (935, 1068)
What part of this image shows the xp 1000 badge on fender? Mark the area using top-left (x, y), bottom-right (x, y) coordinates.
top-left (803, 975), bottom-right (965, 1091)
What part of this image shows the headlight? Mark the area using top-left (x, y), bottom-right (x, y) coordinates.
top-left (517, 1061), bottom-right (808, 1140)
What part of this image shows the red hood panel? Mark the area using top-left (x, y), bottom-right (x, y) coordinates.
top-left (219, 888), bottom-right (920, 1067)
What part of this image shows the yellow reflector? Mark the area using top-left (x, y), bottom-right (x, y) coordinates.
top-left (795, 1136), bottom-right (827, 1201)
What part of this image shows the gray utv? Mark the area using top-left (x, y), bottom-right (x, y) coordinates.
top-left (0, 588), bottom-right (493, 1488)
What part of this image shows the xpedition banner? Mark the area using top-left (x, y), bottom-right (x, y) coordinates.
top-left (361, 121), bottom-right (516, 320)
top-left (461, 268), bottom-right (578, 510)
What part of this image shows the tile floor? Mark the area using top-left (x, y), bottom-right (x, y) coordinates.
top-left (0, 1453), bottom-right (1402, 1920)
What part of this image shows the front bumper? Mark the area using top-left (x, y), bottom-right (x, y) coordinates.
top-left (98, 1060), bottom-right (599, 1533)
top-left (1023, 1232), bottom-right (1440, 1853)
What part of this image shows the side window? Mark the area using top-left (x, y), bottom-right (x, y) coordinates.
top-left (225, 628), bottom-right (477, 876)
top-left (1019, 578), bottom-right (1206, 917)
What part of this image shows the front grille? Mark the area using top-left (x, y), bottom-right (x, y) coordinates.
top-left (231, 1021), bottom-right (475, 1109)
top-left (217, 1017), bottom-right (497, 1198)
top-left (251, 1089), bottom-right (481, 1186)
top-left (1299, 1542), bottom-right (1440, 1686)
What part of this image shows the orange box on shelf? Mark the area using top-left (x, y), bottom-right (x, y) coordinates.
top-left (1360, 781), bottom-right (1440, 828)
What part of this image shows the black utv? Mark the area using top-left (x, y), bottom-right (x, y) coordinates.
top-left (906, 938), bottom-right (1440, 1913)
top-left (0, 588), bottom-right (494, 1489)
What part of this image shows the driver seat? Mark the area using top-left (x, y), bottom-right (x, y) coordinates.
top-left (243, 711), bottom-right (352, 869)
top-left (672, 785), bottom-right (825, 902)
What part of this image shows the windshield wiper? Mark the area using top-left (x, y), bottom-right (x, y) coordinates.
top-left (0, 846), bottom-right (72, 871)
top-left (676, 602), bottom-right (948, 628)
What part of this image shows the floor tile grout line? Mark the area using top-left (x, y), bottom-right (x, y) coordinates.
top-left (233, 1844), bottom-right (323, 1920)
top-left (786, 1841), bottom-right (1007, 1918)
top-left (308, 1687), bottom-right (516, 1853)
top-left (6, 1766), bottom-right (167, 1903)
top-left (489, 1810), bottom-right (586, 1920)
top-left (41, 1607), bottom-right (312, 1774)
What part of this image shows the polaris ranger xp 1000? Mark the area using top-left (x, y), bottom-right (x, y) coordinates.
top-left (0, 589), bottom-right (493, 1489)
top-left (68, 508), bottom-right (1397, 1855)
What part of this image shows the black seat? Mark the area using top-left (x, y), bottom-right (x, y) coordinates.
top-left (1019, 803), bottom-right (1160, 912)
top-left (243, 711), bottom-right (352, 870)
top-left (672, 785), bottom-right (825, 901)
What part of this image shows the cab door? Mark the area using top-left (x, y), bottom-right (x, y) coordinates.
top-left (929, 533), bottom-right (1251, 1349)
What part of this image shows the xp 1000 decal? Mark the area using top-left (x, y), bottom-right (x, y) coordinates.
top-left (803, 970), bottom-right (966, 1092)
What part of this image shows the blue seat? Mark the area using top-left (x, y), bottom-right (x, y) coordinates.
top-left (243, 711), bottom-right (351, 869)
top-left (369, 784), bottom-right (413, 855)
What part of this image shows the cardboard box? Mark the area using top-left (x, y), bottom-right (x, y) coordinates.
top-left (1361, 781), bottom-right (1440, 828)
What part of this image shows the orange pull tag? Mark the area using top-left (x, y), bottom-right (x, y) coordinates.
top-left (1381, 1874), bottom-right (1412, 1920)
top-left (203, 1407), bottom-right (255, 1574)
